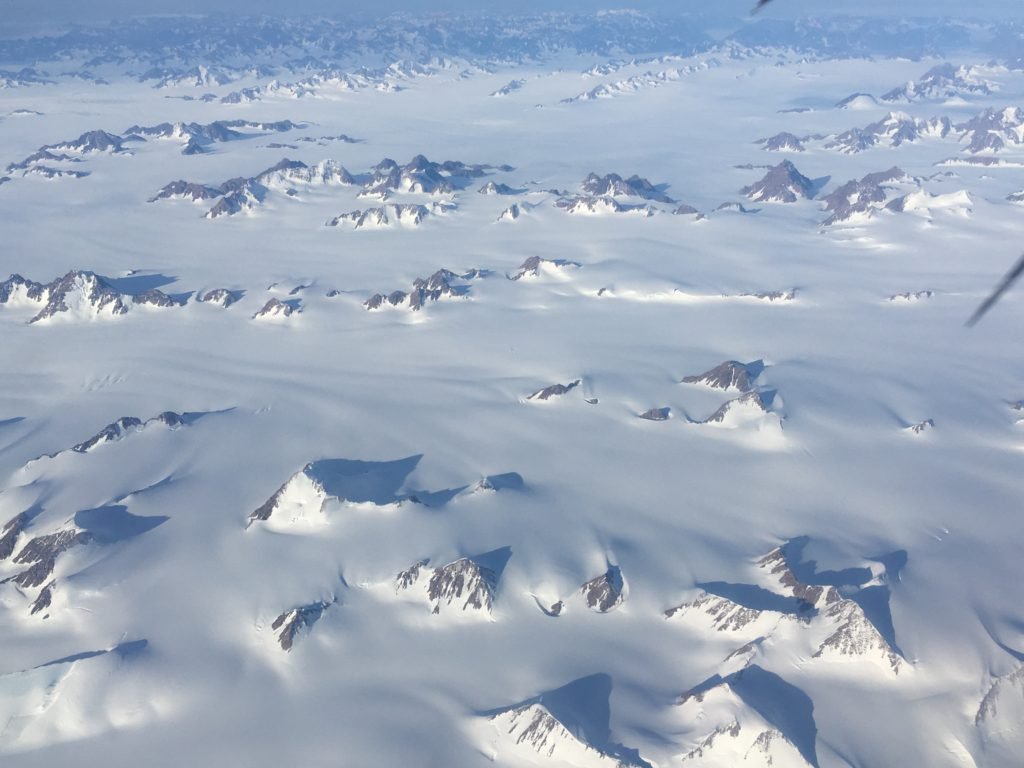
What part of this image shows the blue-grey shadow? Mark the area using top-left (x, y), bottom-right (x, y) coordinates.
top-left (406, 486), bottom-right (468, 507)
top-left (730, 665), bottom-right (819, 767)
top-left (308, 455), bottom-right (423, 505)
top-left (783, 537), bottom-right (873, 588)
top-left (36, 639), bottom-right (147, 669)
top-left (809, 175), bottom-right (831, 199)
top-left (481, 673), bottom-right (652, 768)
top-left (851, 585), bottom-right (903, 657)
top-left (868, 549), bottom-right (908, 583)
top-left (470, 546), bottom-right (512, 582)
top-left (73, 505), bottom-right (168, 544)
top-left (699, 581), bottom-right (813, 616)
top-left (100, 273), bottom-right (177, 294)
top-left (483, 472), bottom-right (525, 491)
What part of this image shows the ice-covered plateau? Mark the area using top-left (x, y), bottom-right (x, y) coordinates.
top-left (0, 9), bottom-right (1023, 768)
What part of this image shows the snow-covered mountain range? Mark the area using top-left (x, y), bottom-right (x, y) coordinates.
top-left (1, 8), bottom-right (1024, 768)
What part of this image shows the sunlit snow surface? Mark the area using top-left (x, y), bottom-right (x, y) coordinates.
top-left (1, 18), bottom-right (1024, 768)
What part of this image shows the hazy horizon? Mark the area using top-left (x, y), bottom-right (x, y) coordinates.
top-left (0, 0), bottom-right (1020, 34)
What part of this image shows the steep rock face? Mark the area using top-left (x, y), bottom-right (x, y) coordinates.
top-left (5, 529), bottom-right (94, 588)
top-left (715, 201), bottom-right (755, 213)
top-left (528, 380), bottom-right (581, 401)
top-left (888, 290), bottom-right (933, 303)
top-left (30, 580), bottom-right (55, 615)
top-left (0, 273), bottom-right (49, 306)
top-left (740, 290), bottom-right (796, 302)
top-left (478, 181), bottom-right (518, 195)
top-left (821, 166), bottom-right (911, 225)
top-left (580, 172), bottom-right (674, 203)
top-left (556, 195), bottom-right (624, 215)
top-left (977, 666), bottom-right (1024, 730)
top-left (836, 92), bottom-right (879, 110)
top-left (257, 158), bottom-right (354, 187)
top-left (252, 298), bottom-right (298, 320)
top-left (556, 195), bottom-right (656, 216)
top-left (483, 675), bottom-right (650, 767)
top-left (396, 557), bottom-right (498, 615)
top-left (6, 149), bottom-right (82, 172)
top-left (43, 129), bottom-right (124, 154)
top-left (675, 669), bottom-right (817, 768)
top-left (682, 360), bottom-right (763, 393)
top-left (204, 182), bottom-right (267, 219)
top-left (881, 63), bottom-right (993, 102)
top-left (248, 463), bottom-right (331, 528)
top-left (906, 419), bottom-right (934, 435)
top-left (756, 546), bottom-right (831, 608)
top-left (825, 112), bottom-right (950, 154)
top-left (813, 595), bottom-right (903, 671)
top-left (133, 289), bottom-right (187, 308)
top-left (490, 79), bottom-right (524, 96)
top-left (148, 180), bottom-right (222, 202)
top-left (358, 155), bottom-right (490, 198)
top-left (197, 288), bottom-right (242, 307)
top-left (956, 107), bottom-right (1024, 154)
top-left (508, 256), bottom-right (581, 281)
top-left (21, 166), bottom-right (90, 179)
top-left (0, 511), bottom-right (33, 560)
top-left (740, 160), bottom-right (815, 203)
top-left (758, 132), bottom-right (805, 152)
top-left (702, 391), bottom-right (774, 427)
top-left (427, 558), bottom-right (497, 614)
top-left (364, 268), bottom-right (479, 311)
top-left (638, 407), bottom-right (670, 421)
top-left (665, 593), bottom-right (779, 635)
top-left (66, 411), bottom-right (188, 455)
top-left (757, 545), bottom-right (903, 673)
top-left (327, 204), bottom-right (430, 229)
top-left (72, 417), bottom-right (144, 453)
top-left (488, 704), bottom-right (630, 767)
top-left (497, 203), bottom-right (522, 222)
top-left (580, 566), bottom-right (625, 612)
top-left (29, 271), bottom-right (129, 324)
top-left (271, 600), bottom-right (332, 651)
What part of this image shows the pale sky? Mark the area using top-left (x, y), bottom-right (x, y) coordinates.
top-left (0, 0), bottom-right (1018, 28)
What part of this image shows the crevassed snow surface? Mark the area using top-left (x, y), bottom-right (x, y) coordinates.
top-left (1, 16), bottom-right (1024, 768)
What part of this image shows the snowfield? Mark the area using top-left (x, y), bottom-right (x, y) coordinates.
top-left (1, 10), bottom-right (1024, 768)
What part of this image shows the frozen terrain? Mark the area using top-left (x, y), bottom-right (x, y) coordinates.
top-left (1, 8), bottom-right (1024, 768)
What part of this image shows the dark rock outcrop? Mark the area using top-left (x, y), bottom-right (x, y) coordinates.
top-left (528, 380), bottom-right (580, 401)
top-left (682, 360), bottom-right (763, 392)
top-left (580, 566), bottom-right (625, 612)
top-left (740, 160), bottom-right (815, 203)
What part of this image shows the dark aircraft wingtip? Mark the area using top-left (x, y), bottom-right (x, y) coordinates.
top-left (966, 252), bottom-right (1024, 327)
